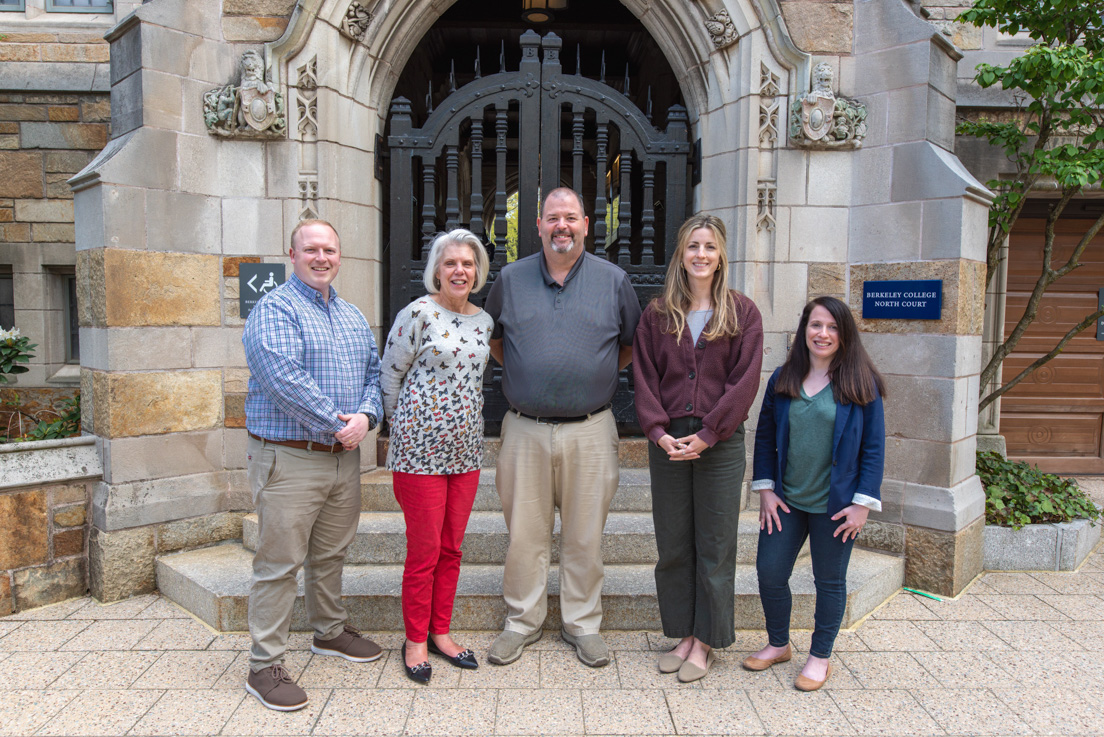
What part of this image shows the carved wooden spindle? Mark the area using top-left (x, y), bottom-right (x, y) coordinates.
top-left (623, 64), bottom-right (630, 98)
top-left (420, 161), bottom-right (436, 255)
top-left (474, 47), bottom-right (482, 80)
top-left (646, 86), bottom-right (653, 124)
top-left (493, 105), bottom-right (508, 264)
top-left (448, 59), bottom-right (457, 94)
top-left (641, 162), bottom-right (656, 265)
top-left (571, 107), bottom-right (584, 195)
top-left (444, 144), bottom-right (460, 231)
top-left (594, 119), bottom-right (609, 258)
top-left (499, 41), bottom-right (506, 73)
top-left (426, 81), bottom-right (434, 114)
top-left (469, 116), bottom-right (485, 239)
top-left (617, 151), bottom-right (633, 266)
top-left (600, 51), bottom-right (606, 84)
top-left (576, 45), bottom-right (582, 76)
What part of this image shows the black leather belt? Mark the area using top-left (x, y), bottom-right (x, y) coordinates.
top-left (512, 403), bottom-right (612, 425)
top-left (248, 432), bottom-right (344, 454)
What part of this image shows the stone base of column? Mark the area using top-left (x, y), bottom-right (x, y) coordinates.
top-left (976, 434), bottom-right (1007, 456)
top-left (905, 516), bottom-right (985, 597)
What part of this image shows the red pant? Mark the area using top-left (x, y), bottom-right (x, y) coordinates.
top-left (392, 470), bottom-right (480, 642)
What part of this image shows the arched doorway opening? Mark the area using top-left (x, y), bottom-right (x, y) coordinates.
top-left (383, 0), bottom-right (697, 432)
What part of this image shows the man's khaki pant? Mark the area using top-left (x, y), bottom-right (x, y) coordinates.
top-left (247, 436), bottom-right (361, 671)
top-left (496, 409), bottom-right (619, 636)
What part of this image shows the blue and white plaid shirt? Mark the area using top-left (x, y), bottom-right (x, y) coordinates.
top-left (243, 273), bottom-right (383, 444)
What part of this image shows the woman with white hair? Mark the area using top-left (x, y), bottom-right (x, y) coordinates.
top-left (380, 228), bottom-right (492, 683)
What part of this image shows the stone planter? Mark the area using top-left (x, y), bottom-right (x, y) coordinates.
top-left (983, 519), bottom-right (1101, 571)
top-left (0, 435), bottom-right (102, 613)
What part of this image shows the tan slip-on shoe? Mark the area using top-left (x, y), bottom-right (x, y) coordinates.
top-left (742, 644), bottom-right (792, 671)
top-left (676, 649), bottom-right (716, 683)
top-left (795, 663), bottom-right (833, 691)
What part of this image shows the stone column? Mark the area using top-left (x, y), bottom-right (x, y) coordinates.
top-left (845, 0), bottom-right (991, 596)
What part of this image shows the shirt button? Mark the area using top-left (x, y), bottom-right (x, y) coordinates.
top-left (688, 371), bottom-right (696, 380)
top-left (685, 403), bottom-right (693, 412)
top-left (696, 340), bottom-right (705, 349)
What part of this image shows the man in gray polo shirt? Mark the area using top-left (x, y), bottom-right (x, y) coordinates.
top-left (484, 187), bottom-right (642, 667)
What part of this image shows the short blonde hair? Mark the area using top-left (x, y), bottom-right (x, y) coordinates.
top-left (290, 218), bottom-right (340, 251)
top-left (423, 229), bottom-right (490, 294)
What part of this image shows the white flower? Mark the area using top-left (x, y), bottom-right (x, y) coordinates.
top-left (0, 327), bottom-right (18, 342)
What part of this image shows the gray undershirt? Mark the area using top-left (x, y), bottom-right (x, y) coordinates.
top-left (688, 309), bottom-right (713, 343)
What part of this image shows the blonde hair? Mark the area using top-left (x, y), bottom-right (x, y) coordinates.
top-left (290, 218), bottom-right (340, 250)
top-left (423, 229), bottom-right (490, 294)
top-left (652, 214), bottom-right (741, 342)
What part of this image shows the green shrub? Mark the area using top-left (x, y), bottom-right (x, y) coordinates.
top-left (977, 450), bottom-right (1101, 529)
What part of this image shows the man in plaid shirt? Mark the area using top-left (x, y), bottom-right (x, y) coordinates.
top-left (242, 219), bottom-right (384, 711)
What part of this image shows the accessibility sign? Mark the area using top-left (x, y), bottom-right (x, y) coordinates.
top-left (239, 263), bottom-right (285, 320)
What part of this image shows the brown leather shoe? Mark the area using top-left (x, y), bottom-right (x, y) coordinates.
top-left (246, 664), bottom-right (308, 711)
top-left (795, 663), bottom-right (832, 691)
top-left (311, 624), bottom-right (383, 662)
top-left (742, 644), bottom-right (792, 671)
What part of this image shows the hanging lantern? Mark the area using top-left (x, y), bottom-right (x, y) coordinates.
top-left (521, 0), bottom-right (568, 23)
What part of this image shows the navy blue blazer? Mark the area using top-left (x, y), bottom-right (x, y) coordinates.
top-left (752, 367), bottom-right (886, 517)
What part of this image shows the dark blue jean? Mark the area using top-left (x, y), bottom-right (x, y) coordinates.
top-left (755, 504), bottom-right (855, 658)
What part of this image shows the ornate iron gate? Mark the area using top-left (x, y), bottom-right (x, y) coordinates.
top-left (387, 30), bottom-right (691, 432)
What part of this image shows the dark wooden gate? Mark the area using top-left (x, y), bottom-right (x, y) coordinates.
top-left (387, 30), bottom-right (691, 433)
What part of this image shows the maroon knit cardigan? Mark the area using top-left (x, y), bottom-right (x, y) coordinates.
top-left (632, 291), bottom-right (764, 447)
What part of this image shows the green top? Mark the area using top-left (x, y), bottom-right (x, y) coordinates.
top-left (781, 384), bottom-right (836, 513)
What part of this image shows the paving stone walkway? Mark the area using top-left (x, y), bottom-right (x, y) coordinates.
top-left (3, 546), bottom-right (1104, 736)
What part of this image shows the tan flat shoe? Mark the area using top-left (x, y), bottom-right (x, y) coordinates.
top-left (676, 649), bottom-right (715, 683)
top-left (742, 645), bottom-right (792, 671)
top-left (658, 650), bottom-right (686, 673)
top-left (794, 663), bottom-right (832, 691)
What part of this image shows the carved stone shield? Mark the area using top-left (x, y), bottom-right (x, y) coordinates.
top-left (800, 95), bottom-right (836, 141)
top-left (239, 86), bottom-right (277, 132)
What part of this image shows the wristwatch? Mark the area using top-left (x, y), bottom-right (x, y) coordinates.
top-left (362, 412), bottom-right (377, 431)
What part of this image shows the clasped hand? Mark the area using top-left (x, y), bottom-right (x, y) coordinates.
top-left (657, 433), bottom-right (708, 461)
top-left (335, 412), bottom-right (369, 450)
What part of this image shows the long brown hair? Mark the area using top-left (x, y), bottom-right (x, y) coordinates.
top-left (776, 296), bottom-right (886, 405)
top-left (652, 214), bottom-right (741, 343)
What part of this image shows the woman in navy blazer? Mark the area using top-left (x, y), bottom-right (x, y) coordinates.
top-left (743, 296), bottom-right (886, 691)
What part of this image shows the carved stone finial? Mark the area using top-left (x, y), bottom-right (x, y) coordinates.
top-left (340, 1), bottom-right (372, 43)
top-left (788, 62), bottom-right (866, 149)
top-left (203, 50), bottom-right (287, 139)
top-left (704, 9), bottom-right (738, 49)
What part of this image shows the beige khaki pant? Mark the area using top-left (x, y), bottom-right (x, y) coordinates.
top-left (496, 409), bottom-right (619, 636)
top-left (247, 436), bottom-right (361, 671)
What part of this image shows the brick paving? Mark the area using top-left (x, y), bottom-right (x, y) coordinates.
top-left (3, 547), bottom-right (1104, 736)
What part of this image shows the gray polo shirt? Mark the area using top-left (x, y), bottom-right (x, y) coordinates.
top-left (485, 250), bottom-right (642, 417)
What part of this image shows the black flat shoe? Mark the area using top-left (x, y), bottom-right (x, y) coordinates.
top-left (402, 642), bottom-right (432, 683)
top-left (427, 638), bottom-right (479, 669)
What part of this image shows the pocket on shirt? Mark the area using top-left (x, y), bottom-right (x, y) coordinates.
top-left (248, 444), bottom-right (279, 505)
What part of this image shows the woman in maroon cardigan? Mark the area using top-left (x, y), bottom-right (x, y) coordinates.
top-left (633, 214), bottom-right (764, 682)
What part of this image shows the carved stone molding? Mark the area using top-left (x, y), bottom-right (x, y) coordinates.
top-left (340, 1), bottom-right (372, 43)
top-left (704, 9), bottom-right (738, 49)
top-left (788, 62), bottom-right (866, 149)
top-left (756, 181), bottom-right (776, 233)
top-left (296, 56), bottom-right (318, 137)
top-left (203, 50), bottom-right (286, 139)
top-left (759, 63), bottom-right (780, 148)
top-left (298, 176), bottom-right (319, 220)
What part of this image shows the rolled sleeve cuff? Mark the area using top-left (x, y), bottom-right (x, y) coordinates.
top-left (852, 493), bottom-right (882, 512)
top-left (751, 479), bottom-right (775, 492)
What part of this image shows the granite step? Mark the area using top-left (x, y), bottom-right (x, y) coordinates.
top-left (377, 436), bottom-right (652, 469)
top-left (360, 467), bottom-right (751, 513)
top-left (241, 510), bottom-right (790, 566)
top-left (156, 542), bottom-right (902, 633)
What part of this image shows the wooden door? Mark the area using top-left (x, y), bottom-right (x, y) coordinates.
top-left (1000, 214), bottom-right (1104, 473)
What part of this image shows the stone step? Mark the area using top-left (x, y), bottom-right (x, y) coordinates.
top-left (241, 510), bottom-right (791, 566)
top-left (361, 467), bottom-right (660, 513)
top-left (377, 436), bottom-right (652, 469)
top-left (155, 542), bottom-right (902, 633)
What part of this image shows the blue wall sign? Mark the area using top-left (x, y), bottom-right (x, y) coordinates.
top-left (239, 263), bottom-right (286, 320)
top-left (862, 280), bottom-right (942, 320)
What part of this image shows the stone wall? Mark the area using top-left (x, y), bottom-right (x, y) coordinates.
top-left (0, 480), bottom-right (89, 614)
top-left (0, 89), bottom-right (108, 386)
